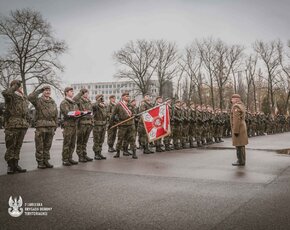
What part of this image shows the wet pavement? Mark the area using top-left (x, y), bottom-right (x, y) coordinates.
top-left (0, 129), bottom-right (290, 229)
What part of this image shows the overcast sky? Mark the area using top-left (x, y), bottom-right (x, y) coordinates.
top-left (0, 0), bottom-right (290, 85)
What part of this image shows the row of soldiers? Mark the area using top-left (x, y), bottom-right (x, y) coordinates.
top-left (2, 80), bottom-right (290, 174)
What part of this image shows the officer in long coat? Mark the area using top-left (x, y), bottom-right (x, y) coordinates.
top-left (230, 94), bottom-right (248, 166)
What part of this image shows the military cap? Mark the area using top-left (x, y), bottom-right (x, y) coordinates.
top-left (109, 95), bottom-right (116, 99)
top-left (130, 98), bottom-right (136, 103)
top-left (64, 87), bottom-right (73, 94)
top-left (10, 80), bottom-right (21, 87)
top-left (190, 101), bottom-right (195, 106)
top-left (231, 94), bottom-right (241, 99)
top-left (175, 99), bottom-right (181, 103)
top-left (95, 94), bottom-right (103, 101)
top-left (155, 96), bottom-right (162, 100)
top-left (42, 85), bottom-right (51, 90)
top-left (122, 91), bottom-right (129, 97)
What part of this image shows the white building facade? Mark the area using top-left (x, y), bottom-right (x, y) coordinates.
top-left (71, 80), bottom-right (159, 103)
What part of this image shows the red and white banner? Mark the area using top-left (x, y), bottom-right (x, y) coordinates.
top-left (142, 104), bottom-right (171, 142)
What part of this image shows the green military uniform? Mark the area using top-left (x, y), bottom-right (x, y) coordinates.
top-left (28, 87), bottom-right (58, 168)
top-left (163, 102), bottom-right (173, 151)
top-left (107, 99), bottom-right (117, 152)
top-left (172, 102), bottom-right (183, 149)
top-left (110, 92), bottom-right (137, 159)
top-left (138, 100), bottom-right (154, 154)
top-left (60, 88), bottom-right (79, 166)
top-left (2, 80), bottom-right (29, 174)
top-left (181, 105), bottom-right (190, 148)
top-left (122, 100), bottom-right (138, 155)
top-left (92, 95), bottom-right (107, 160)
top-left (73, 89), bottom-right (93, 162)
top-left (188, 104), bottom-right (196, 148)
top-left (195, 106), bottom-right (203, 147)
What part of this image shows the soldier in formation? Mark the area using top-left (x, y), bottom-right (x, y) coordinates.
top-left (28, 85), bottom-right (57, 169)
top-left (110, 92), bottom-right (138, 159)
top-left (107, 95), bottom-right (117, 152)
top-left (92, 94), bottom-right (107, 160)
top-left (2, 80), bottom-right (29, 174)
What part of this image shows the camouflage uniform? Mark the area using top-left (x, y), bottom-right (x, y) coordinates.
top-left (138, 100), bottom-right (154, 154)
top-left (163, 103), bottom-right (173, 151)
top-left (2, 81), bottom-right (29, 173)
top-left (188, 105), bottom-right (196, 148)
top-left (60, 93), bottom-right (79, 165)
top-left (92, 95), bottom-right (107, 160)
top-left (73, 90), bottom-right (93, 162)
top-left (172, 103), bottom-right (183, 149)
top-left (110, 95), bottom-right (137, 159)
top-left (195, 107), bottom-right (203, 147)
top-left (122, 101), bottom-right (138, 155)
top-left (107, 100), bottom-right (117, 152)
top-left (181, 105), bottom-right (190, 148)
top-left (28, 87), bottom-right (58, 168)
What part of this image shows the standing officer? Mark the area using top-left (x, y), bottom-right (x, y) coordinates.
top-left (92, 94), bottom-right (107, 160)
top-left (138, 94), bottom-right (154, 154)
top-left (110, 92), bottom-right (138, 159)
top-left (107, 95), bottom-right (117, 152)
top-left (230, 94), bottom-right (248, 166)
top-left (2, 80), bottom-right (28, 174)
top-left (60, 87), bottom-right (80, 166)
top-left (28, 85), bottom-right (58, 169)
top-left (73, 88), bottom-right (93, 162)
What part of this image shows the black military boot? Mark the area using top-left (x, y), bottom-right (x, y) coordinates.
top-left (143, 144), bottom-right (151, 154)
top-left (44, 160), bottom-right (54, 168)
top-left (232, 148), bottom-right (243, 166)
top-left (113, 150), bottom-right (120, 158)
top-left (84, 155), bottom-right (93, 161)
top-left (63, 159), bottom-right (72, 166)
top-left (156, 146), bottom-right (163, 152)
top-left (197, 141), bottom-right (202, 147)
top-left (7, 160), bottom-right (15, 175)
top-left (14, 160), bottom-right (27, 173)
top-left (123, 147), bottom-right (130, 156)
top-left (240, 146), bottom-right (246, 166)
top-left (219, 138), bottom-right (224, 142)
top-left (132, 149), bottom-right (138, 159)
top-left (99, 152), bottom-right (106, 160)
top-left (108, 146), bottom-right (116, 152)
top-left (68, 158), bottom-right (78, 165)
top-left (79, 156), bottom-right (87, 163)
top-left (37, 161), bottom-right (46, 169)
top-left (164, 145), bottom-right (171, 151)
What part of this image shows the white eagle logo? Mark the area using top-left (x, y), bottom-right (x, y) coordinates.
top-left (8, 196), bottom-right (24, 217)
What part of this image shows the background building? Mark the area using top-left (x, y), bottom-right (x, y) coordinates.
top-left (71, 80), bottom-right (160, 103)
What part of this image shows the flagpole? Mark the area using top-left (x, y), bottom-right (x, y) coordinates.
top-left (108, 99), bottom-right (171, 130)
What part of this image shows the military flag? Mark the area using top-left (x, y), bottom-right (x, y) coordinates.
top-left (141, 103), bottom-right (171, 142)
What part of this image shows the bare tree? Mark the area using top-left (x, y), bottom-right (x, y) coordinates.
top-left (213, 41), bottom-right (244, 109)
top-left (113, 39), bottom-right (157, 96)
top-left (196, 38), bottom-right (216, 108)
top-left (184, 44), bottom-right (203, 104)
top-left (254, 40), bottom-right (281, 113)
top-left (277, 40), bottom-right (290, 113)
top-left (245, 54), bottom-right (258, 111)
top-left (0, 9), bottom-right (67, 95)
top-left (155, 40), bottom-right (179, 97)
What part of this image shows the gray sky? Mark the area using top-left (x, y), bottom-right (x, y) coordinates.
top-left (0, 0), bottom-right (290, 85)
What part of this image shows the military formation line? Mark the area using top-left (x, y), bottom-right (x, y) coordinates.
top-left (2, 80), bottom-right (290, 174)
